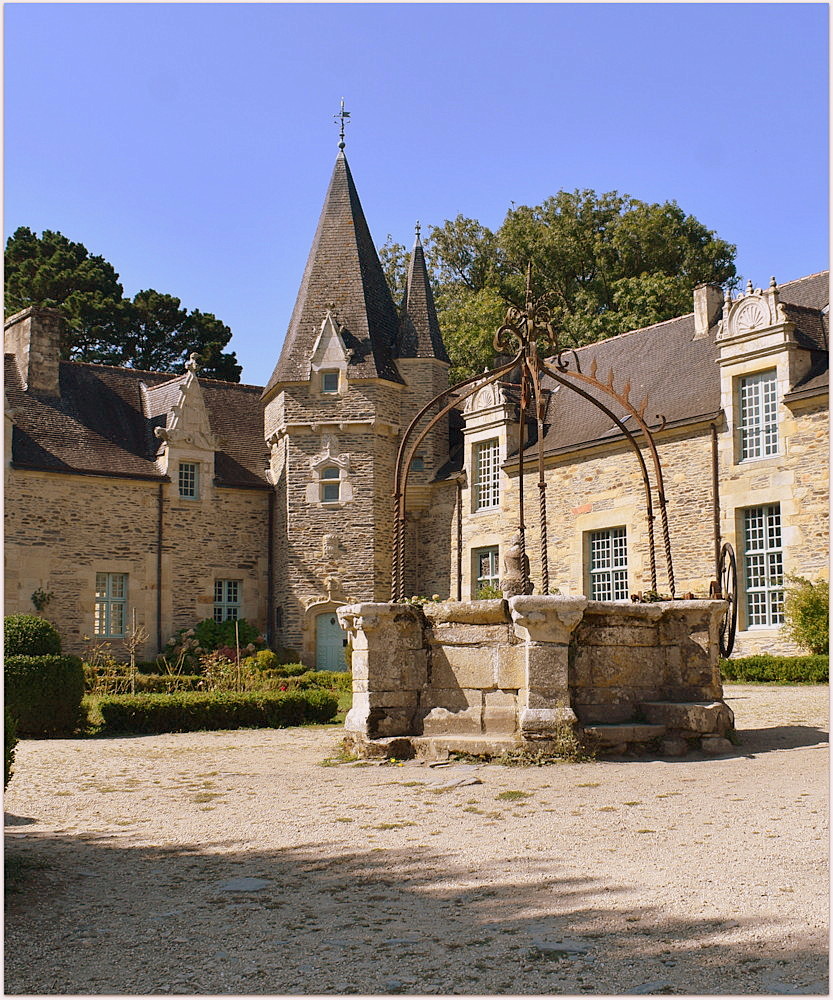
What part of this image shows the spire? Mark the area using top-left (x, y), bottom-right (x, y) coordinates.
top-left (396, 226), bottom-right (450, 363)
top-left (264, 153), bottom-right (403, 396)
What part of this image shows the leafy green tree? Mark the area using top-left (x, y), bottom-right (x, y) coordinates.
top-left (4, 227), bottom-right (241, 381)
top-left (783, 576), bottom-right (829, 655)
top-left (382, 191), bottom-right (737, 381)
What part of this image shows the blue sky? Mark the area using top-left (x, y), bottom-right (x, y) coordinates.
top-left (5, 2), bottom-right (829, 383)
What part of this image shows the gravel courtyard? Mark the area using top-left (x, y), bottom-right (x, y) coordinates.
top-left (4, 684), bottom-right (828, 996)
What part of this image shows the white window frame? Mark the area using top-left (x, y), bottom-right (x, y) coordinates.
top-left (472, 545), bottom-right (500, 598)
top-left (738, 370), bottom-right (778, 461)
top-left (587, 527), bottom-right (629, 601)
top-left (94, 572), bottom-right (128, 637)
top-left (320, 466), bottom-right (340, 504)
top-left (178, 461), bottom-right (199, 499)
top-left (214, 580), bottom-right (241, 623)
top-left (743, 504), bottom-right (784, 628)
top-left (474, 438), bottom-right (500, 510)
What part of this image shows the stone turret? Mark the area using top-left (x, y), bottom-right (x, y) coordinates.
top-left (394, 228), bottom-right (452, 490)
top-left (263, 151), bottom-right (407, 666)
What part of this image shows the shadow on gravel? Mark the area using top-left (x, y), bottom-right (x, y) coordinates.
top-left (732, 724), bottom-right (829, 755)
top-left (5, 832), bottom-right (827, 996)
top-left (4, 812), bottom-right (37, 826)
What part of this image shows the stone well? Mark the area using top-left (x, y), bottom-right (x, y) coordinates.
top-left (337, 596), bottom-right (734, 758)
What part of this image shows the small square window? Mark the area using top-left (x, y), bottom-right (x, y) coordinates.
top-left (322, 482), bottom-right (340, 503)
top-left (178, 462), bottom-right (199, 499)
top-left (321, 371), bottom-right (339, 394)
top-left (410, 455), bottom-right (425, 472)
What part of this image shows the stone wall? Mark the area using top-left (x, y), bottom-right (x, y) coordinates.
top-left (4, 467), bottom-right (270, 660)
top-left (339, 596), bottom-right (728, 749)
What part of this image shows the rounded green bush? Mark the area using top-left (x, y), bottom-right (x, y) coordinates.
top-left (5, 654), bottom-right (85, 736)
top-left (4, 615), bottom-right (61, 657)
top-left (5, 707), bottom-right (18, 786)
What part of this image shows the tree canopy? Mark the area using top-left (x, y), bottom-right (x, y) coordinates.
top-left (4, 227), bottom-right (242, 381)
top-left (382, 190), bottom-right (737, 382)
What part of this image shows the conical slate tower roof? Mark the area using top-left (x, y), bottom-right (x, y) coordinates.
top-left (397, 232), bottom-right (450, 363)
top-left (264, 153), bottom-right (403, 395)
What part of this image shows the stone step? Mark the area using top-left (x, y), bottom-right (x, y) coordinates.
top-left (639, 701), bottom-right (734, 736)
top-left (411, 734), bottom-right (523, 760)
top-left (581, 723), bottom-right (666, 745)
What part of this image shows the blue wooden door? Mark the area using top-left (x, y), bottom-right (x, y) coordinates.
top-left (316, 612), bottom-right (346, 670)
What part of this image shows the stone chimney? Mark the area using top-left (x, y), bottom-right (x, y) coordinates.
top-left (692, 283), bottom-right (724, 340)
top-left (4, 306), bottom-right (63, 396)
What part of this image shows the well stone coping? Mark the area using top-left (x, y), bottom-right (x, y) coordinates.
top-left (338, 597), bottom-right (728, 629)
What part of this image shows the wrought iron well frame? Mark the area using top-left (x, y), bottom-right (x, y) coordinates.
top-left (391, 268), bottom-right (678, 603)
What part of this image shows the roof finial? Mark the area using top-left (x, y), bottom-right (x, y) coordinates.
top-left (525, 261), bottom-right (533, 312)
top-left (334, 97), bottom-right (350, 151)
top-left (414, 220), bottom-right (421, 244)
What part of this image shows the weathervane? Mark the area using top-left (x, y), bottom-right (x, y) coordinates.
top-left (334, 98), bottom-right (351, 150)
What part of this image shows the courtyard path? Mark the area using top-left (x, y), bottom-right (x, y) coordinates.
top-left (4, 685), bottom-right (829, 996)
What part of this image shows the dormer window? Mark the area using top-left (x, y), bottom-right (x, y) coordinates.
top-left (739, 370), bottom-right (778, 460)
top-left (321, 371), bottom-right (339, 394)
top-left (178, 462), bottom-right (199, 499)
top-left (321, 466), bottom-right (340, 503)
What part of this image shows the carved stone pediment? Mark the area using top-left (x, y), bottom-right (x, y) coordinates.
top-left (310, 311), bottom-right (349, 371)
top-left (153, 355), bottom-right (219, 454)
top-left (463, 375), bottom-right (510, 414)
top-left (717, 278), bottom-right (789, 342)
top-left (309, 432), bottom-right (350, 475)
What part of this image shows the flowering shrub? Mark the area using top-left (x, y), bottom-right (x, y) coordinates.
top-left (161, 619), bottom-right (264, 673)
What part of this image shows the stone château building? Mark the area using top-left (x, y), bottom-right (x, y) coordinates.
top-left (4, 150), bottom-right (829, 665)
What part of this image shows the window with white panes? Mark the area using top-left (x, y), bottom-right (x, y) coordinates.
top-left (588, 527), bottom-right (629, 601)
top-left (320, 466), bottom-right (340, 503)
top-left (94, 572), bottom-right (127, 637)
top-left (474, 438), bottom-right (500, 510)
top-left (739, 370), bottom-right (778, 460)
top-left (178, 462), bottom-right (199, 499)
top-left (214, 580), bottom-right (241, 623)
top-left (473, 546), bottom-right (500, 598)
top-left (743, 505), bottom-right (784, 627)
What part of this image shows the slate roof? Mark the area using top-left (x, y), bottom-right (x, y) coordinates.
top-left (6, 358), bottom-right (270, 487)
top-left (498, 270), bottom-right (829, 464)
top-left (263, 153), bottom-right (403, 395)
top-left (397, 234), bottom-right (450, 363)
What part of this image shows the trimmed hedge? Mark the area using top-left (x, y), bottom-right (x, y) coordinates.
top-left (4, 615), bottom-right (61, 657)
top-left (94, 689), bottom-right (339, 734)
top-left (720, 654), bottom-right (829, 685)
top-left (84, 667), bottom-right (206, 695)
top-left (5, 654), bottom-right (85, 736)
top-left (256, 668), bottom-right (352, 693)
top-left (5, 708), bottom-right (18, 787)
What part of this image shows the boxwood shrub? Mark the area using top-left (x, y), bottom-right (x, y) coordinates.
top-left (95, 688), bottom-right (339, 734)
top-left (5, 707), bottom-right (18, 786)
top-left (720, 654), bottom-right (828, 684)
top-left (4, 614), bottom-right (61, 657)
top-left (5, 654), bottom-right (85, 736)
top-left (84, 667), bottom-right (206, 695)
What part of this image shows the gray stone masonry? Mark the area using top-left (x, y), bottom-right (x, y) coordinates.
top-left (338, 596), bottom-right (732, 756)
